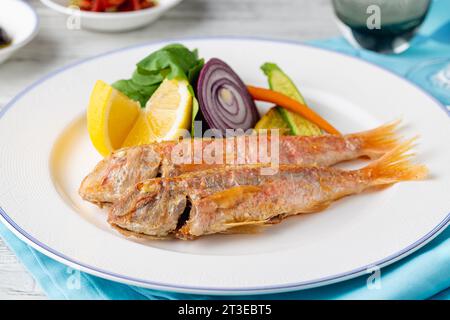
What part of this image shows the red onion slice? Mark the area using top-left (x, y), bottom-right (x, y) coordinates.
top-left (197, 58), bottom-right (259, 134)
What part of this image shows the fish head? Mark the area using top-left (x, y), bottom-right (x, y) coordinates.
top-left (79, 146), bottom-right (162, 206)
top-left (108, 179), bottom-right (187, 238)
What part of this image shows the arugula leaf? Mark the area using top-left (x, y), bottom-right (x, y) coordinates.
top-left (138, 44), bottom-right (200, 79)
top-left (112, 44), bottom-right (204, 108)
top-left (131, 70), bottom-right (163, 86)
top-left (188, 59), bottom-right (205, 84)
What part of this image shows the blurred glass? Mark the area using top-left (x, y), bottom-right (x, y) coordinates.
top-left (332, 0), bottom-right (431, 54)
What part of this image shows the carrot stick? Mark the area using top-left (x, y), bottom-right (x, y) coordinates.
top-left (247, 85), bottom-right (340, 135)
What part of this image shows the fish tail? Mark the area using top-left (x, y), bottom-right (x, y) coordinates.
top-left (362, 137), bottom-right (428, 186)
top-left (351, 120), bottom-right (402, 158)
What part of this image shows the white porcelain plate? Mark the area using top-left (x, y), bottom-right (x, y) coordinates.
top-left (0, 38), bottom-right (449, 295)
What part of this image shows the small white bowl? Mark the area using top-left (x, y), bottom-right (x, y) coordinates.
top-left (0, 0), bottom-right (39, 65)
top-left (40, 0), bottom-right (183, 32)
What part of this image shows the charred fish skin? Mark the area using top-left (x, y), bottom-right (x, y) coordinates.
top-left (108, 179), bottom-right (187, 238)
top-left (79, 144), bottom-right (165, 206)
top-left (111, 139), bottom-right (426, 240)
top-left (178, 139), bottom-right (427, 239)
top-left (177, 168), bottom-right (366, 238)
top-left (108, 166), bottom-right (270, 237)
top-left (80, 122), bottom-right (401, 207)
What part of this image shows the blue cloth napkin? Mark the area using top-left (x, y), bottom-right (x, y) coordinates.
top-left (0, 0), bottom-right (449, 300)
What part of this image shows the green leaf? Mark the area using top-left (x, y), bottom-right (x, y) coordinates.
top-left (113, 43), bottom-right (204, 109)
top-left (131, 70), bottom-right (163, 86)
top-left (188, 58), bottom-right (204, 84)
top-left (136, 44), bottom-right (200, 80)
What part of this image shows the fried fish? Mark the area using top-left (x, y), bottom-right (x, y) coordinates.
top-left (80, 121), bottom-right (400, 207)
top-left (109, 139), bottom-right (426, 239)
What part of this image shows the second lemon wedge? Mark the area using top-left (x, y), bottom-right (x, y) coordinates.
top-left (123, 78), bottom-right (193, 147)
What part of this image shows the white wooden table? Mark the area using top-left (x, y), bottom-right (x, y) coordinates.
top-left (0, 0), bottom-right (339, 299)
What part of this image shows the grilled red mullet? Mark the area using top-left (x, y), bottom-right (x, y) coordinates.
top-left (108, 139), bottom-right (426, 239)
top-left (80, 122), bottom-right (400, 207)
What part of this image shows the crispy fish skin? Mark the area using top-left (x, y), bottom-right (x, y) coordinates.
top-left (79, 143), bottom-right (166, 206)
top-left (109, 139), bottom-right (426, 239)
top-left (109, 179), bottom-right (187, 237)
top-left (177, 169), bottom-right (370, 238)
top-left (108, 166), bottom-right (272, 237)
top-left (81, 122), bottom-right (400, 206)
top-left (179, 139), bottom-right (427, 238)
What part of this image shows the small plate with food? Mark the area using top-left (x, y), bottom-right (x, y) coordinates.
top-left (0, 38), bottom-right (449, 295)
top-left (0, 0), bottom-right (39, 64)
top-left (41, 0), bottom-right (183, 32)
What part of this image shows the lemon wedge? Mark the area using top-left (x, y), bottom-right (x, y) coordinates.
top-left (87, 80), bottom-right (141, 156)
top-left (122, 78), bottom-right (192, 147)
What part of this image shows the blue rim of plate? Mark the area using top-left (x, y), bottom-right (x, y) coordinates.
top-left (0, 36), bottom-right (449, 295)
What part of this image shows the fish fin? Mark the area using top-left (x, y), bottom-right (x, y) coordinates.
top-left (367, 183), bottom-right (394, 192)
top-left (207, 185), bottom-right (262, 209)
top-left (175, 163), bottom-right (222, 174)
top-left (350, 120), bottom-right (402, 158)
top-left (302, 201), bottom-right (333, 213)
top-left (363, 137), bottom-right (428, 185)
top-left (111, 224), bottom-right (172, 240)
top-left (224, 220), bottom-right (268, 227)
top-left (266, 215), bottom-right (287, 224)
top-left (222, 224), bottom-right (268, 234)
top-left (136, 180), bottom-right (162, 194)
